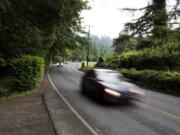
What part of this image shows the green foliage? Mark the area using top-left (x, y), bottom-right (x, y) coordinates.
top-left (0, 0), bottom-right (88, 93)
top-left (95, 57), bottom-right (106, 67)
top-left (0, 76), bottom-right (16, 97)
top-left (91, 35), bottom-right (113, 56)
top-left (79, 66), bottom-right (92, 72)
top-left (136, 38), bottom-right (152, 49)
top-left (112, 0), bottom-right (180, 95)
top-left (120, 68), bottom-right (180, 95)
top-left (0, 57), bottom-right (6, 68)
top-left (105, 53), bottom-right (115, 64)
top-left (11, 55), bottom-right (44, 91)
top-left (79, 62), bottom-right (96, 72)
top-left (0, 0), bottom-right (88, 67)
top-left (113, 35), bottom-right (138, 53)
top-left (0, 87), bottom-right (9, 97)
top-left (71, 38), bottom-right (99, 61)
top-left (71, 44), bottom-right (87, 61)
top-left (119, 42), bottom-right (180, 70)
top-left (89, 43), bottom-right (99, 61)
top-left (104, 53), bottom-right (119, 68)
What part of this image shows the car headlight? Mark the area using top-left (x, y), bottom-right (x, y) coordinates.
top-left (105, 88), bottom-right (121, 97)
top-left (129, 88), bottom-right (145, 96)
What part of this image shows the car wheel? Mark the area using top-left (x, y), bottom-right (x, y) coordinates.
top-left (81, 83), bottom-right (87, 94)
top-left (99, 94), bottom-right (108, 104)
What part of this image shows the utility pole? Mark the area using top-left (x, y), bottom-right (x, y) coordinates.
top-left (86, 25), bottom-right (91, 67)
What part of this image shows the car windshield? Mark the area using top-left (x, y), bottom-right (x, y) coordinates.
top-left (97, 71), bottom-right (122, 83)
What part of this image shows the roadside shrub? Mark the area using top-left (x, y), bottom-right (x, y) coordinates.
top-left (0, 57), bottom-right (6, 68)
top-left (119, 46), bottom-right (180, 70)
top-left (95, 57), bottom-right (106, 67)
top-left (11, 55), bottom-right (44, 91)
top-left (119, 51), bottom-right (143, 69)
top-left (119, 68), bottom-right (180, 95)
top-left (79, 66), bottom-right (92, 72)
top-left (0, 87), bottom-right (10, 97)
top-left (105, 53), bottom-right (119, 68)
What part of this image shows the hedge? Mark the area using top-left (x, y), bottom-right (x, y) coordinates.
top-left (11, 55), bottom-right (44, 91)
top-left (119, 68), bottom-right (180, 95)
top-left (119, 46), bottom-right (180, 70)
top-left (0, 87), bottom-right (9, 97)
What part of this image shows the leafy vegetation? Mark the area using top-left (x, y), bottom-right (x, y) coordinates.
top-left (91, 35), bottom-right (113, 56)
top-left (113, 35), bottom-right (138, 53)
top-left (0, 87), bottom-right (9, 97)
top-left (79, 66), bottom-right (92, 72)
top-left (0, 0), bottom-right (88, 68)
top-left (119, 44), bottom-right (180, 70)
top-left (79, 61), bottom-right (96, 72)
top-left (0, 0), bottom-right (88, 96)
top-left (0, 0), bottom-right (179, 96)
top-left (11, 55), bottom-right (44, 91)
top-left (99, 0), bottom-right (180, 95)
top-left (71, 40), bottom-right (99, 61)
top-left (119, 68), bottom-right (180, 95)
top-left (0, 77), bottom-right (15, 97)
top-left (71, 35), bottom-right (113, 62)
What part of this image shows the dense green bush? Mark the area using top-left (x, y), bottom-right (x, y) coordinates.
top-left (119, 45), bottom-right (180, 70)
top-left (95, 57), bottom-right (106, 67)
top-left (0, 87), bottom-right (10, 97)
top-left (0, 57), bottom-right (6, 68)
top-left (79, 66), bottom-right (92, 72)
top-left (11, 55), bottom-right (44, 91)
top-left (120, 68), bottom-right (180, 95)
top-left (104, 53), bottom-right (119, 68)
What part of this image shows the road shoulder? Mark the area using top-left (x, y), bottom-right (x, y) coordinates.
top-left (0, 75), bottom-right (56, 135)
top-left (44, 71), bottom-right (93, 135)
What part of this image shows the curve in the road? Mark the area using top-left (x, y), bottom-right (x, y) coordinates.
top-left (48, 63), bottom-right (180, 135)
top-left (47, 70), bottom-right (99, 135)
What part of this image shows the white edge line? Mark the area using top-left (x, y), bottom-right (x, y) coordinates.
top-left (47, 70), bottom-right (99, 135)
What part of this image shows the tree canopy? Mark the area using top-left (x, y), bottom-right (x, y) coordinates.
top-left (122, 0), bottom-right (179, 37)
top-left (0, 0), bottom-right (88, 68)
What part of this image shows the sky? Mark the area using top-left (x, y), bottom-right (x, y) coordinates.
top-left (81, 0), bottom-right (177, 39)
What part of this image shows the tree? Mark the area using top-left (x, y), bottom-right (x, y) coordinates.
top-left (70, 37), bottom-right (99, 62)
top-left (91, 35), bottom-right (113, 56)
top-left (113, 35), bottom-right (137, 53)
top-left (111, 0), bottom-right (180, 71)
top-left (0, 0), bottom-right (88, 66)
top-left (122, 0), bottom-right (179, 38)
top-left (89, 43), bottom-right (98, 61)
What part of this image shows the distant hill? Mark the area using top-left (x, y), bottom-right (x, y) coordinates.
top-left (90, 35), bottom-right (113, 56)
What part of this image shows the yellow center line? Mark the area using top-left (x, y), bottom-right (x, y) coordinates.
top-left (135, 101), bottom-right (180, 122)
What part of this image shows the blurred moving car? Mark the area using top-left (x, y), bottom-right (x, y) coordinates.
top-left (56, 62), bottom-right (63, 68)
top-left (54, 62), bottom-right (60, 67)
top-left (81, 69), bottom-right (144, 103)
top-left (60, 62), bottom-right (64, 67)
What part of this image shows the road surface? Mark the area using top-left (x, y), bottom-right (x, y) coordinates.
top-left (48, 63), bottom-right (180, 135)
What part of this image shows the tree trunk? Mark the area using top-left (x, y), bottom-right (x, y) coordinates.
top-left (152, 0), bottom-right (167, 39)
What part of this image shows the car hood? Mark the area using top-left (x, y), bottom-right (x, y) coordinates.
top-left (98, 81), bottom-right (136, 92)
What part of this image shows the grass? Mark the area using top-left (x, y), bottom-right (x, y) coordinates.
top-left (0, 90), bottom-right (36, 101)
top-left (78, 61), bottom-right (96, 72)
top-left (79, 66), bottom-right (93, 72)
top-left (77, 61), bottom-right (96, 69)
top-left (0, 76), bottom-right (37, 100)
top-left (0, 76), bottom-right (15, 90)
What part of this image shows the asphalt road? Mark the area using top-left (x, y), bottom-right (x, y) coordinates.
top-left (48, 63), bottom-right (180, 135)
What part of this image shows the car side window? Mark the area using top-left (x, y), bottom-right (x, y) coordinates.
top-left (86, 70), bottom-right (96, 78)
